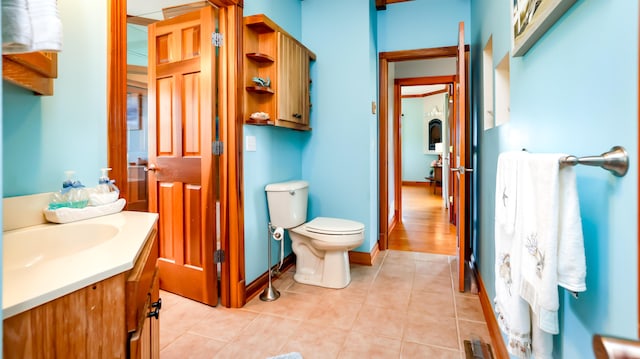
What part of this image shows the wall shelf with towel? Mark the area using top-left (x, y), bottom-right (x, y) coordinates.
top-left (560, 146), bottom-right (629, 177)
top-left (2, 52), bottom-right (58, 96)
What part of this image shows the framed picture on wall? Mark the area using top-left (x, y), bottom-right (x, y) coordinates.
top-left (511, 0), bottom-right (576, 57)
top-left (127, 92), bottom-right (142, 130)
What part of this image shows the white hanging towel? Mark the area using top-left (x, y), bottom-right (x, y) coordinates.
top-left (518, 153), bottom-right (586, 358)
top-left (2, 0), bottom-right (33, 53)
top-left (494, 151), bottom-right (532, 358)
top-left (27, 0), bottom-right (62, 52)
top-left (1, 0), bottom-right (62, 54)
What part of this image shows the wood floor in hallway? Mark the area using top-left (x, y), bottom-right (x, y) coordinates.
top-left (388, 184), bottom-right (457, 255)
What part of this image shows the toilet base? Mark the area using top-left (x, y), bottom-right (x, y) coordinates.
top-left (293, 249), bottom-right (352, 289)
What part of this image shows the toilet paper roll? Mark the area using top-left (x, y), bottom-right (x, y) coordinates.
top-left (272, 227), bottom-right (285, 270)
top-left (272, 227), bottom-right (284, 241)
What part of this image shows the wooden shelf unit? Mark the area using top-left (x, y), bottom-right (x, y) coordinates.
top-left (243, 14), bottom-right (316, 131)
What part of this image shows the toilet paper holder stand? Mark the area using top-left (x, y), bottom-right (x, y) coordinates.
top-left (260, 223), bottom-right (281, 301)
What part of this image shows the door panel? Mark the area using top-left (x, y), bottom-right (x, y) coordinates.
top-left (455, 22), bottom-right (470, 292)
top-left (148, 6), bottom-right (218, 306)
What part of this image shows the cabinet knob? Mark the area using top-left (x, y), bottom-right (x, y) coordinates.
top-left (147, 297), bottom-right (162, 319)
top-left (148, 307), bottom-right (160, 319)
top-left (292, 113), bottom-right (302, 119)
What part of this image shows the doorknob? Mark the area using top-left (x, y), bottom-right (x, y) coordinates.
top-left (450, 166), bottom-right (474, 174)
top-left (145, 164), bottom-right (158, 172)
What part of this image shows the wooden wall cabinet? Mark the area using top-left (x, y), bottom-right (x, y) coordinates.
top-left (244, 14), bottom-right (316, 131)
top-left (2, 52), bottom-right (58, 95)
top-left (3, 226), bottom-right (160, 358)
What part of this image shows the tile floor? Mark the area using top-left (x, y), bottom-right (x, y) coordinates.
top-left (159, 250), bottom-right (492, 359)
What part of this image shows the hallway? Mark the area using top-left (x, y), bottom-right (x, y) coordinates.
top-left (389, 184), bottom-right (457, 255)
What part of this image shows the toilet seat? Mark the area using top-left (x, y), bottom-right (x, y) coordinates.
top-left (305, 217), bottom-right (364, 235)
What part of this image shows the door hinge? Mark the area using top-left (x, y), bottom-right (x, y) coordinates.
top-left (212, 140), bottom-right (224, 155)
top-left (214, 249), bottom-right (225, 263)
top-left (211, 32), bottom-right (223, 47)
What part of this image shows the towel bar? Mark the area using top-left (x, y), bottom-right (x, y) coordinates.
top-left (560, 146), bottom-right (629, 177)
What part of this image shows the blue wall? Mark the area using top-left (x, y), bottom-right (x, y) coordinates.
top-left (301, 0), bottom-right (379, 255)
top-left (471, 0), bottom-right (638, 357)
top-left (243, 0), bottom-right (307, 283)
top-left (377, 0), bottom-right (471, 53)
top-left (3, 0), bottom-right (107, 197)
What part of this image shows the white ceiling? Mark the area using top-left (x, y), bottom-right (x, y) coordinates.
top-left (128, 0), bottom-right (199, 20)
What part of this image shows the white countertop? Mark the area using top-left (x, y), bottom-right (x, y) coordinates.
top-left (3, 211), bottom-right (158, 319)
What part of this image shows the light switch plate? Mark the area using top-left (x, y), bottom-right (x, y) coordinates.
top-left (246, 135), bottom-right (256, 152)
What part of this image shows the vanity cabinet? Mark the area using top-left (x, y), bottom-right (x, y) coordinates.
top-left (3, 224), bottom-right (160, 358)
top-left (244, 14), bottom-right (315, 131)
top-left (2, 52), bottom-right (57, 95)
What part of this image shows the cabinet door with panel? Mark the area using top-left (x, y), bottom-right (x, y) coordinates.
top-left (277, 32), bottom-right (310, 128)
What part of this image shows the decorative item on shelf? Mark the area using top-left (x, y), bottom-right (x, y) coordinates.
top-left (252, 76), bottom-right (271, 88)
top-left (250, 112), bottom-right (270, 121)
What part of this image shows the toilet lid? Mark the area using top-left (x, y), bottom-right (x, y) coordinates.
top-left (306, 217), bottom-right (364, 235)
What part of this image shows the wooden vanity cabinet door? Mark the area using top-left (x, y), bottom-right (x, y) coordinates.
top-left (128, 229), bottom-right (161, 359)
top-left (126, 226), bottom-right (158, 332)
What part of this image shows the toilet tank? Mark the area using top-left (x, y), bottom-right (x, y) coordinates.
top-left (265, 180), bottom-right (308, 229)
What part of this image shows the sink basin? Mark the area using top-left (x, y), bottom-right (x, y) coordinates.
top-left (4, 223), bottom-right (120, 272)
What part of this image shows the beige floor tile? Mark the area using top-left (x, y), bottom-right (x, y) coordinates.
top-left (412, 272), bottom-right (454, 294)
top-left (408, 289), bottom-right (456, 318)
top-left (280, 322), bottom-right (348, 359)
top-left (414, 259), bottom-right (453, 277)
top-left (187, 307), bottom-right (259, 342)
top-left (412, 252), bottom-right (452, 263)
top-left (214, 341), bottom-right (283, 359)
top-left (364, 285), bottom-right (411, 310)
top-left (227, 313), bottom-right (301, 354)
top-left (379, 260), bottom-right (416, 276)
top-left (159, 332), bottom-right (227, 359)
top-left (403, 314), bottom-right (460, 350)
top-left (371, 274), bottom-right (413, 293)
top-left (273, 270), bottom-right (295, 291)
top-left (159, 293), bottom-right (216, 334)
top-left (337, 331), bottom-right (402, 359)
top-left (322, 281), bottom-right (370, 303)
top-left (386, 249), bottom-right (418, 261)
top-left (352, 304), bottom-right (407, 339)
top-left (305, 298), bottom-right (363, 330)
top-left (455, 295), bottom-right (485, 322)
top-left (159, 327), bottom-right (182, 350)
top-left (401, 341), bottom-right (461, 359)
top-left (242, 291), bottom-right (320, 320)
top-left (159, 249), bottom-right (492, 359)
top-left (284, 280), bottom-right (334, 297)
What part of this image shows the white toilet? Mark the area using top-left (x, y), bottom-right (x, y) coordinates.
top-left (265, 180), bottom-right (365, 289)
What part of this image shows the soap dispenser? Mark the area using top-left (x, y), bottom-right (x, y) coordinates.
top-left (48, 171), bottom-right (89, 209)
top-left (88, 168), bottom-right (119, 206)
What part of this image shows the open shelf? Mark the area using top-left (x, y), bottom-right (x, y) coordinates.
top-left (246, 52), bottom-right (274, 63)
top-left (246, 117), bottom-right (275, 126)
top-left (246, 85), bottom-right (274, 94)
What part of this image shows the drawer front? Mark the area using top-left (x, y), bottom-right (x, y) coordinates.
top-left (126, 226), bottom-right (158, 332)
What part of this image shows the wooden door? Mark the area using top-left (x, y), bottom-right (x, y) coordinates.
top-left (147, 6), bottom-right (218, 306)
top-left (453, 21), bottom-right (471, 292)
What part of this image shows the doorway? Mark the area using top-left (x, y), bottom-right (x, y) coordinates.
top-left (388, 78), bottom-right (457, 255)
top-left (378, 42), bottom-right (471, 291)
